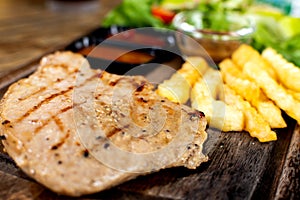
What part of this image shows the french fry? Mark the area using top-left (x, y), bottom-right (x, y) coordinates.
top-left (156, 57), bottom-right (209, 103)
top-left (219, 59), bottom-right (286, 128)
top-left (232, 44), bottom-right (277, 80)
top-left (191, 77), bottom-right (244, 132)
top-left (191, 78), bottom-right (214, 122)
top-left (218, 58), bottom-right (247, 78)
top-left (223, 85), bottom-right (277, 142)
top-left (262, 47), bottom-right (300, 92)
top-left (182, 57), bottom-right (209, 75)
top-left (156, 73), bottom-right (190, 103)
top-left (156, 46), bottom-right (294, 142)
top-left (211, 101), bottom-right (244, 132)
top-left (219, 59), bottom-right (260, 103)
top-left (255, 92), bottom-right (287, 128)
top-left (231, 44), bottom-right (258, 69)
top-left (244, 59), bottom-right (300, 124)
top-left (202, 67), bottom-right (224, 99)
top-left (286, 88), bottom-right (300, 102)
top-left (191, 78), bottom-right (213, 116)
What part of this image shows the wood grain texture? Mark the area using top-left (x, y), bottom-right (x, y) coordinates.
top-left (0, 0), bottom-right (121, 80)
top-left (275, 125), bottom-right (300, 200)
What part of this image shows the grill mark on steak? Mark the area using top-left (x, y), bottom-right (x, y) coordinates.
top-left (16, 69), bottom-right (77, 102)
top-left (51, 131), bottom-right (70, 150)
top-left (106, 76), bottom-right (127, 87)
top-left (33, 105), bottom-right (72, 134)
top-left (98, 71), bottom-right (105, 79)
top-left (43, 63), bottom-right (73, 74)
top-left (103, 74), bottom-right (147, 92)
top-left (16, 86), bottom-right (74, 123)
top-left (53, 116), bottom-right (65, 132)
top-left (1, 120), bottom-right (10, 125)
top-left (108, 78), bottom-right (122, 86)
top-left (106, 127), bottom-right (122, 138)
top-left (16, 73), bottom-right (99, 123)
top-left (135, 81), bottom-right (147, 92)
top-left (25, 71), bottom-right (100, 141)
top-left (18, 87), bottom-right (47, 101)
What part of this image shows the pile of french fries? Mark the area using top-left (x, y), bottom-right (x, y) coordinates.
top-left (156, 44), bottom-right (300, 142)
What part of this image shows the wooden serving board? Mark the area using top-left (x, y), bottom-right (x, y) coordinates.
top-left (0, 53), bottom-right (299, 200)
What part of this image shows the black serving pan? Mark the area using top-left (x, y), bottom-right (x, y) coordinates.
top-left (65, 26), bottom-right (181, 75)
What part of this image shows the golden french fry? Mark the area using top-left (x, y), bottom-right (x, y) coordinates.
top-left (262, 47), bottom-right (300, 92)
top-left (231, 44), bottom-right (258, 69)
top-left (255, 92), bottom-right (287, 128)
top-left (219, 59), bottom-right (286, 128)
top-left (218, 58), bottom-right (247, 78)
top-left (232, 44), bottom-right (277, 80)
top-left (191, 78), bottom-right (244, 132)
top-left (184, 56), bottom-right (210, 75)
top-left (210, 100), bottom-right (244, 132)
top-left (156, 73), bottom-right (190, 103)
top-left (203, 67), bottom-right (224, 99)
top-left (191, 78), bottom-right (213, 120)
top-left (244, 60), bottom-right (300, 124)
top-left (223, 85), bottom-right (277, 142)
top-left (179, 56), bottom-right (209, 85)
top-left (219, 59), bottom-right (260, 104)
top-left (191, 76), bottom-right (208, 97)
top-left (156, 57), bottom-right (209, 104)
top-left (286, 88), bottom-right (300, 102)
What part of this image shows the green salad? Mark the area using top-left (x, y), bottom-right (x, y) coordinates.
top-left (102, 0), bottom-right (300, 67)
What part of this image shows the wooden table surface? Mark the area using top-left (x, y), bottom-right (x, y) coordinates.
top-left (0, 0), bottom-right (120, 84)
top-left (0, 0), bottom-right (300, 200)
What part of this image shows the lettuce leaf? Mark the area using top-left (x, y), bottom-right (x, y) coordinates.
top-left (102, 0), bottom-right (163, 27)
top-left (249, 13), bottom-right (300, 67)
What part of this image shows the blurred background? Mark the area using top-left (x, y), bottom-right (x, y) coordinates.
top-left (0, 0), bottom-right (120, 77)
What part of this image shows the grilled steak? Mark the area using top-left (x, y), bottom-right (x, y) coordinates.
top-left (0, 52), bottom-right (208, 196)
